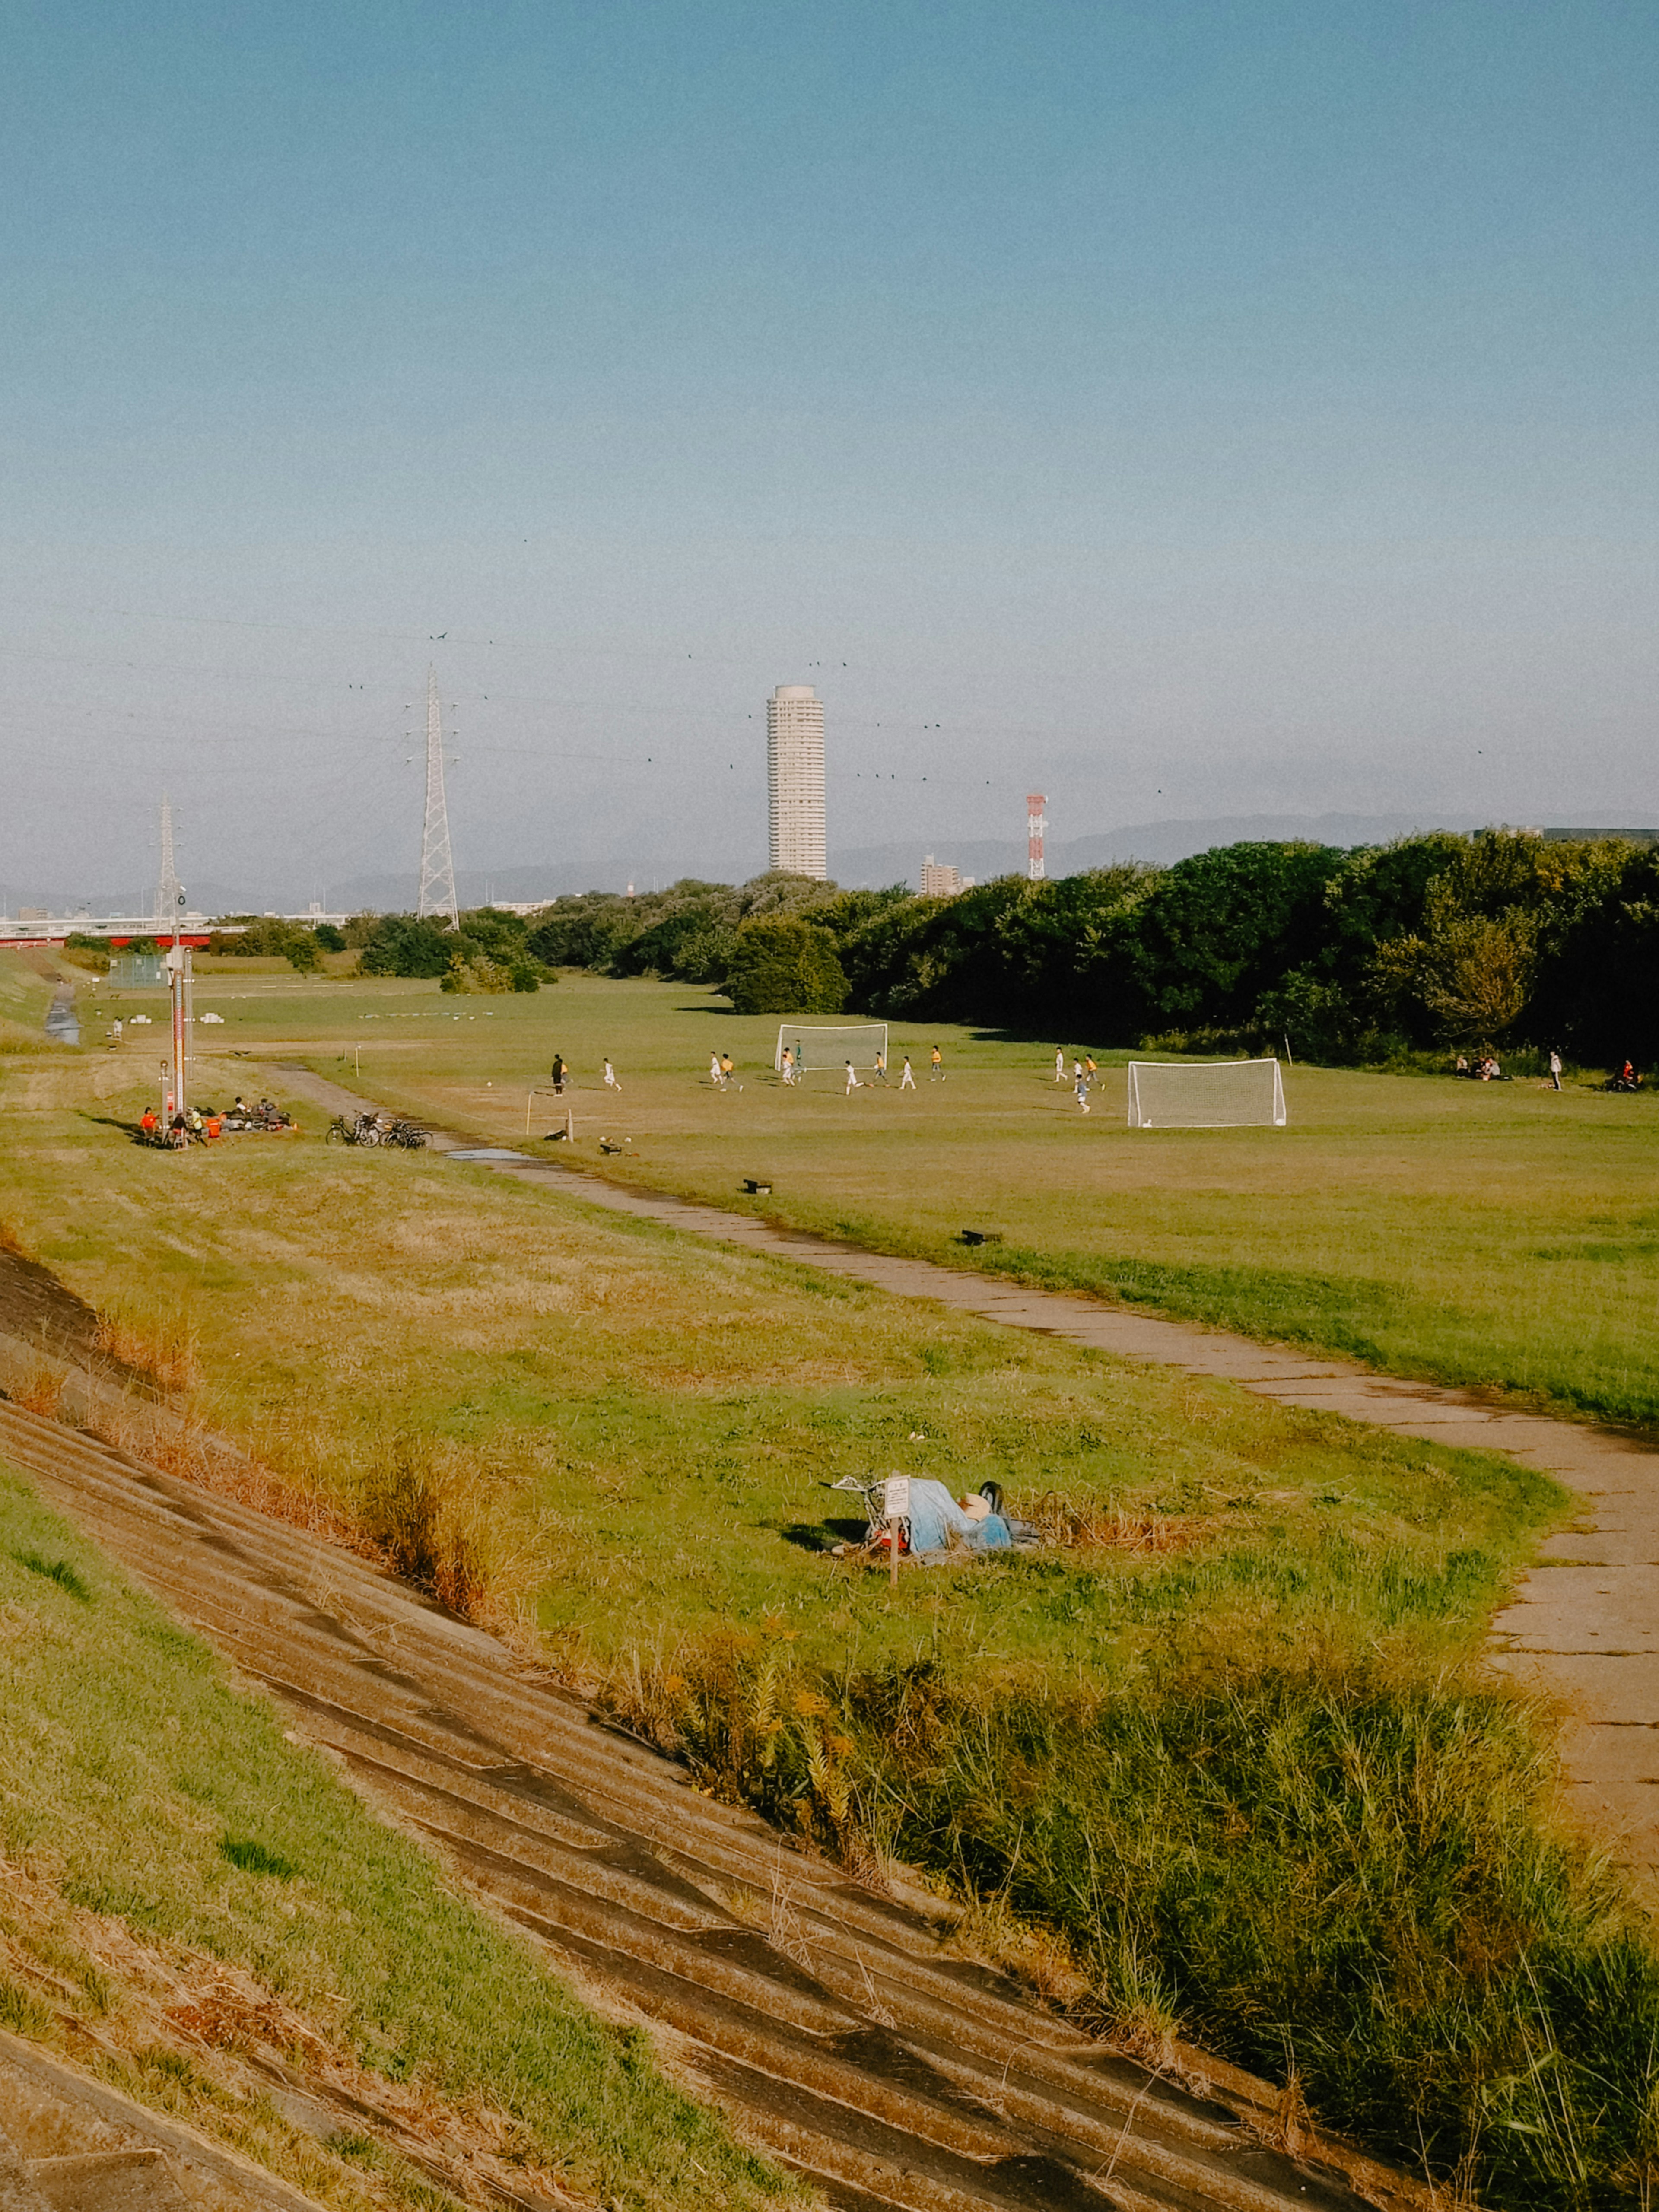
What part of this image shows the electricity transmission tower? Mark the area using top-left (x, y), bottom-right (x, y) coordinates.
top-left (417, 667), bottom-right (459, 925)
top-left (156, 794), bottom-right (183, 934)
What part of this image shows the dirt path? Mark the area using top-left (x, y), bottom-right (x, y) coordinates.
top-left (276, 1062), bottom-right (1659, 1876)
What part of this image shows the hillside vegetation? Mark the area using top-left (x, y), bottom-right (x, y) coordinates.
top-left (10, 1040), bottom-right (1659, 2204)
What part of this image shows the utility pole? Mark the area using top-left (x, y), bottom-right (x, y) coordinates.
top-left (418, 667), bottom-right (459, 925)
top-left (157, 796), bottom-right (190, 1124)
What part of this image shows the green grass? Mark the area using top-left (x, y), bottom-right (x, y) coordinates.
top-left (0, 947), bottom-right (57, 1052)
top-left (0, 1024), bottom-right (1565, 1685)
top-left (0, 1468), bottom-right (799, 2212)
top-left (150, 960), bottom-right (1659, 1432)
top-left (15, 956), bottom-right (1659, 2205)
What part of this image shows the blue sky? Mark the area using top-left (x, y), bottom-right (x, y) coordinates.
top-left (2, 2), bottom-right (1654, 901)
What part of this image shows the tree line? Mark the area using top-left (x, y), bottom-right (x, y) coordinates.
top-left (183, 830), bottom-right (1659, 1065)
top-left (515, 832), bottom-right (1659, 1067)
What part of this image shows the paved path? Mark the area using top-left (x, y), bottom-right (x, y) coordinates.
top-left (280, 1065), bottom-right (1659, 1874)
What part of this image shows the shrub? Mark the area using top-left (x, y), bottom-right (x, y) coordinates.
top-left (357, 914), bottom-right (458, 979)
top-left (725, 917), bottom-right (848, 1015)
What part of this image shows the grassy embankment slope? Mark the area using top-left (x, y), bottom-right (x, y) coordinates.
top-left (0, 948), bottom-right (55, 1051)
top-left (156, 963), bottom-right (1659, 1431)
top-left (0, 1468), bottom-right (797, 2212)
top-left (10, 971), bottom-right (1659, 2205)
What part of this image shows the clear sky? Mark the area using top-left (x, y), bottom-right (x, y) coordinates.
top-left (2, 1), bottom-right (1654, 904)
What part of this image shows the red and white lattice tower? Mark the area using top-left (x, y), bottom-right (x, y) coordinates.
top-left (1026, 793), bottom-right (1047, 881)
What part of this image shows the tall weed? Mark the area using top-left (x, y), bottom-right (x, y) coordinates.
top-left (615, 1636), bottom-right (1659, 2211)
top-left (355, 1441), bottom-right (485, 1618)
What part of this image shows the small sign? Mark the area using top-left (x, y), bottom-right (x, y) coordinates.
top-left (884, 1476), bottom-right (911, 1517)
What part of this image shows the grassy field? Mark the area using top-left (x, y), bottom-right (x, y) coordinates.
top-left (88, 960), bottom-right (1659, 1429)
top-left (0, 1468), bottom-right (797, 2212)
top-left (0, 1008), bottom-right (1551, 1682)
top-left (16, 955), bottom-right (1659, 2203)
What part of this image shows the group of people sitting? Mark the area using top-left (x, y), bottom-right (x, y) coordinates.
top-left (136, 1095), bottom-right (286, 1147)
top-left (139, 1105), bottom-right (221, 1147)
top-left (1453, 1054), bottom-right (1509, 1081)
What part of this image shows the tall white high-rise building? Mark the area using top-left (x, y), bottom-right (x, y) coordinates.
top-left (767, 685), bottom-right (826, 878)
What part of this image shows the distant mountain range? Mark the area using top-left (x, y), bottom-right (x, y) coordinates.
top-left (10, 817), bottom-right (1654, 918)
top-left (828, 813), bottom-right (1495, 888)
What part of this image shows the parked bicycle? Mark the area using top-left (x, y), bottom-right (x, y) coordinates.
top-left (327, 1111), bottom-right (426, 1150)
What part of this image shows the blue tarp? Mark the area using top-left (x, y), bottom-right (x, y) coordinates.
top-left (890, 1478), bottom-right (1011, 1554)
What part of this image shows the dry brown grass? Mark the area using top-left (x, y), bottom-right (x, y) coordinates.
top-left (1021, 1490), bottom-right (1222, 1552)
top-left (4, 1363), bottom-right (66, 1421)
top-left (91, 1304), bottom-right (199, 1393)
top-left (0, 1852), bottom-right (597, 2211)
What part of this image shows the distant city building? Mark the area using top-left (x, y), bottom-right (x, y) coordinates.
top-left (920, 856), bottom-right (962, 896)
top-left (767, 685), bottom-right (826, 879)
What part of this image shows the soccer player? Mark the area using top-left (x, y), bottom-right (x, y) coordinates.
top-left (873, 1048), bottom-right (888, 1083)
top-left (1054, 1048), bottom-right (1065, 1082)
top-left (709, 1051), bottom-right (724, 1088)
top-left (845, 1060), bottom-right (860, 1093)
top-left (1075, 1068), bottom-right (1090, 1113)
top-left (720, 1052), bottom-right (736, 1089)
top-left (780, 1045), bottom-right (795, 1085)
top-left (930, 1046), bottom-right (944, 1081)
top-left (899, 1056), bottom-right (916, 1089)
top-left (603, 1058), bottom-right (621, 1091)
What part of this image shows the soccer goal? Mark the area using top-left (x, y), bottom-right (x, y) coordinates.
top-left (1126, 1058), bottom-right (1287, 1129)
top-left (775, 1022), bottom-right (890, 1076)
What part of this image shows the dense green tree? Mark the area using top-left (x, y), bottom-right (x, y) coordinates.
top-left (725, 916), bottom-right (849, 1015)
top-left (357, 914), bottom-right (460, 979)
top-left (207, 916), bottom-right (325, 971)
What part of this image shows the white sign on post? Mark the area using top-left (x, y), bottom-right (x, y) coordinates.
top-left (884, 1475), bottom-right (910, 1588)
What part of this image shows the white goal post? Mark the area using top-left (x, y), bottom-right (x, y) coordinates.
top-left (1126, 1058), bottom-right (1287, 1129)
top-left (775, 1022), bottom-right (890, 1074)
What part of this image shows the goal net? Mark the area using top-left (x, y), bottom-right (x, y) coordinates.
top-left (775, 1022), bottom-right (890, 1075)
top-left (1126, 1058), bottom-right (1287, 1129)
